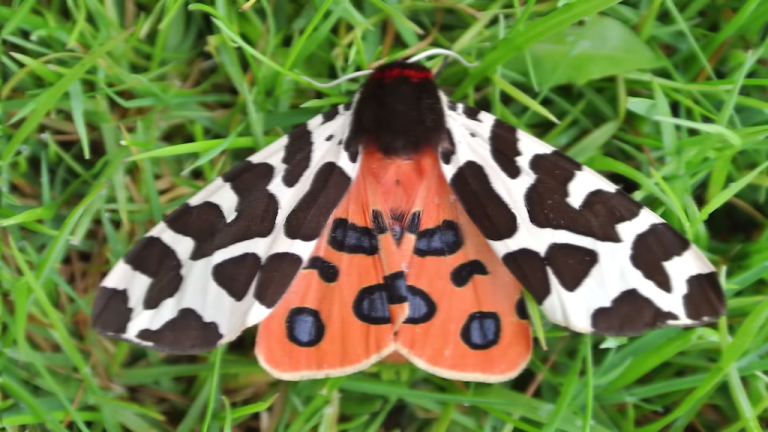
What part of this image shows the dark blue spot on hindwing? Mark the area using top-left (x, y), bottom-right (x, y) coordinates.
top-left (328, 218), bottom-right (378, 255)
top-left (137, 308), bottom-right (223, 354)
top-left (460, 311), bottom-right (501, 350)
top-left (414, 220), bottom-right (463, 257)
top-left (286, 307), bottom-right (325, 347)
top-left (384, 271), bottom-right (408, 304)
top-left (284, 163), bottom-right (352, 241)
top-left (450, 260), bottom-right (489, 288)
top-left (402, 285), bottom-right (436, 325)
top-left (304, 256), bottom-right (339, 283)
top-left (166, 162), bottom-right (278, 260)
top-left (353, 284), bottom-right (391, 325)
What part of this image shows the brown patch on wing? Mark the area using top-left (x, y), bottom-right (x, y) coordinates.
top-left (284, 162), bottom-right (352, 241)
top-left (213, 253), bottom-right (261, 301)
top-left (122, 236), bottom-right (183, 310)
top-left (489, 120), bottom-right (521, 180)
top-left (254, 252), bottom-right (303, 308)
top-left (92, 287), bottom-right (132, 335)
top-left (525, 152), bottom-right (642, 242)
top-left (282, 124), bottom-right (313, 187)
top-left (591, 289), bottom-right (678, 336)
top-left (683, 272), bottom-right (725, 321)
top-left (137, 308), bottom-right (223, 353)
top-left (545, 243), bottom-right (598, 292)
top-left (630, 223), bottom-right (691, 293)
top-left (165, 161), bottom-right (278, 260)
top-left (450, 161), bottom-right (518, 241)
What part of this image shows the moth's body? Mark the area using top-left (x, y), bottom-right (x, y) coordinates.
top-left (93, 59), bottom-right (725, 383)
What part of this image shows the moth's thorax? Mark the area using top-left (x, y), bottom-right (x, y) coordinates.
top-left (347, 62), bottom-right (447, 157)
top-left (359, 146), bottom-right (442, 248)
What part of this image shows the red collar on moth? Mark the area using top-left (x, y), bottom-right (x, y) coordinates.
top-left (371, 67), bottom-right (433, 82)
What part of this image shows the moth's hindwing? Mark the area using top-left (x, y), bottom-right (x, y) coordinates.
top-left (439, 93), bottom-right (725, 336)
top-left (93, 105), bottom-right (360, 353)
top-left (256, 170), bottom-right (396, 380)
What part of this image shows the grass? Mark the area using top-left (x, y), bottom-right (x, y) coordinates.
top-left (1, 0), bottom-right (767, 430)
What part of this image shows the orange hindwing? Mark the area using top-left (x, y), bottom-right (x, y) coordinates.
top-left (257, 147), bottom-right (531, 381)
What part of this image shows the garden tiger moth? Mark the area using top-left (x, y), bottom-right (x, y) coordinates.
top-left (93, 58), bottom-right (725, 382)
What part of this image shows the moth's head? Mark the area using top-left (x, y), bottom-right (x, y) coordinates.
top-left (350, 61), bottom-right (445, 157)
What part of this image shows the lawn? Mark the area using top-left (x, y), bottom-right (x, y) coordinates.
top-left (2, 0), bottom-right (768, 431)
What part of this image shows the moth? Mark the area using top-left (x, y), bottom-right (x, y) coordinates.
top-left (93, 56), bottom-right (725, 382)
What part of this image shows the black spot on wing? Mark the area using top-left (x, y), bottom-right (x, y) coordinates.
top-left (284, 162), bottom-right (352, 241)
top-left (123, 237), bottom-right (183, 310)
top-left (254, 252), bottom-right (303, 308)
top-left (405, 211), bottom-right (421, 234)
top-left (525, 152), bottom-right (642, 242)
top-left (490, 120), bottom-right (521, 179)
top-left (630, 223), bottom-right (691, 293)
top-left (282, 124), bottom-right (312, 187)
top-left (545, 243), bottom-right (598, 292)
top-left (321, 105), bottom-right (340, 124)
top-left (371, 209), bottom-right (388, 234)
top-left (328, 218), bottom-right (378, 255)
top-left (353, 284), bottom-right (391, 325)
top-left (591, 289), bottom-right (679, 336)
top-left (463, 105), bottom-right (481, 121)
top-left (166, 161), bottom-right (278, 260)
top-left (92, 287), bottom-right (132, 335)
top-left (450, 260), bottom-right (489, 288)
top-left (502, 249), bottom-right (550, 304)
top-left (450, 161), bottom-right (518, 241)
top-left (414, 220), bottom-right (463, 257)
top-left (304, 256), bottom-right (339, 284)
top-left (683, 272), bottom-right (725, 321)
top-left (401, 285), bottom-right (436, 325)
top-left (384, 271), bottom-right (409, 304)
top-left (439, 133), bottom-right (456, 165)
top-left (213, 253), bottom-right (261, 301)
top-left (137, 308), bottom-right (223, 353)
top-left (515, 297), bottom-right (529, 321)
top-left (460, 311), bottom-right (501, 350)
top-left (286, 307), bottom-right (325, 347)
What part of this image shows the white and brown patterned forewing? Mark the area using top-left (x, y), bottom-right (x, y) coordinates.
top-left (438, 94), bottom-right (725, 336)
top-left (93, 105), bottom-right (359, 353)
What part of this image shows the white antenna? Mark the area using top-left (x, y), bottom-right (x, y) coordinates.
top-left (301, 70), bottom-right (373, 88)
top-left (407, 48), bottom-right (478, 67)
top-left (300, 49), bottom-right (477, 88)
